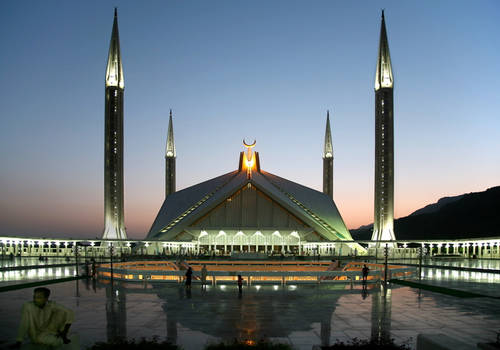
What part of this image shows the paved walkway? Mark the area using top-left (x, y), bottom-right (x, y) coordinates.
top-left (0, 280), bottom-right (498, 350)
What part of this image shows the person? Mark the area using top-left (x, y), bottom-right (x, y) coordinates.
top-left (201, 264), bottom-right (208, 290)
top-left (14, 287), bottom-right (74, 347)
top-left (185, 267), bottom-right (193, 289)
top-left (362, 264), bottom-right (369, 282)
top-left (237, 274), bottom-right (243, 294)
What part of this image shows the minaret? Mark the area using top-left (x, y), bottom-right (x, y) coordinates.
top-left (323, 110), bottom-right (334, 198)
top-left (372, 10), bottom-right (396, 246)
top-left (165, 109), bottom-right (176, 198)
top-left (103, 8), bottom-right (127, 240)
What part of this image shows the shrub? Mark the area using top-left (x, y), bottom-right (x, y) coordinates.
top-left (87, 337), bottom-right (179, 350)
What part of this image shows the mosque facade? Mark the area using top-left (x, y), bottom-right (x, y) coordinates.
top-left (147, 139), bottom-right (364, 255)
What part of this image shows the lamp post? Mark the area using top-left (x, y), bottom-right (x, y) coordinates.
top-left (418, 246), bottom-right (423, 281)
top-left (74, 242), bottom-right (79, 276)
top-left (109, 243), bottom-right (114, 283)
top-left (384, 243), bottom-right (388, 284)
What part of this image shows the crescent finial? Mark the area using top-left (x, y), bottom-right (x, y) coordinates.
top-left (243, 139), bottom-right (256, 148)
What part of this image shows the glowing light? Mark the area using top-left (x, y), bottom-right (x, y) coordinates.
top-left (242, 140), bottom-right (257, 177)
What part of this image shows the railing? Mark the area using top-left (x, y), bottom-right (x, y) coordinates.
top-left (97, 261), bottom-right (417, 284)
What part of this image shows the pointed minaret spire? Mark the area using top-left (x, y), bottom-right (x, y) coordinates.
top-left (323, 110), bottom-right (333, 158)
top-left (165, 110), bottom-right (176, 198)
top-left (372, 10), bottom-right (396, 247)
top-left (322, 110), bottom-right (334, 198)
top-left (105, 7), bottom-right (124, 89)
top-left (103, 8), bottom-right (127, 240)
top-left (375, 10), bottom-right (393, 91)
top-left (165, 109), bottom-right (176, 158)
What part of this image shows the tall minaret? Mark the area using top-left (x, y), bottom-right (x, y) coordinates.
top-left (103, 8), bottom-right (127, 240)
top-left (323, 110), bottom-right (334, 198)
top-left (372, 10), bottom-right (396, 246)
top-left (165, 109), bottom-right (176, 198)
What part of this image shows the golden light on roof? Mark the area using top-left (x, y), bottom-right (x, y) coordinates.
top-left (242, 139), bottom-right (257, 178)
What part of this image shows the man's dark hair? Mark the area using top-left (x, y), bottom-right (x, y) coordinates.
top-left (34, 287), bottom-right (50, 298)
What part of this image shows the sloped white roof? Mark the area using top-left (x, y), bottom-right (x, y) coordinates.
top-left (147, 169), bottom-right (354, 242)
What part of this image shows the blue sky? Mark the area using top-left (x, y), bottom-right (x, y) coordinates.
top-left (1, 1), bottom-right (499, 238)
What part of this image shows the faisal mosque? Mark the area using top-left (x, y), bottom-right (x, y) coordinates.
top-left (2, 9), bottom-right (499, 261)
top-left (100, 8), bottom-right (396, 256)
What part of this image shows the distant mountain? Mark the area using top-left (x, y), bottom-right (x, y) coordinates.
top-left (409, 194), bottom-right (464, 216)
top-left (350, 186), bottom-right (500, 240)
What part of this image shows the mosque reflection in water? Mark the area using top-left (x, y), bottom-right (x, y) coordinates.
top-left (98, 279), bottom-right (393, 347)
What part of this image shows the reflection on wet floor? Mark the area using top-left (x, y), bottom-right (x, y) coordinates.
top-left (1, 258), bottom-right (500, 349)
top-left (390, 258), bottom-right (500, 270)
top-left (1, 279), bottom-right (499, 350)
top-left (0, 266), bottom-right (78, 286)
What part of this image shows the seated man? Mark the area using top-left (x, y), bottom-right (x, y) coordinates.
top-left (15, 287), bottom-right (74, 347)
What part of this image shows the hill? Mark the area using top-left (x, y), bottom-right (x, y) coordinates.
top-left (350, 186), bottom-right (500, 240)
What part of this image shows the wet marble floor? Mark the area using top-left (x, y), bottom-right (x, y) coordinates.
top-left (0, 278), bottom-right (499, 350)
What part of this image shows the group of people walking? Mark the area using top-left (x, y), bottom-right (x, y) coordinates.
top-left (184, 264), bottom-right (244, 294)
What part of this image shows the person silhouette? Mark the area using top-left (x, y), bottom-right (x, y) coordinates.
top-left (185, 267), bottom-right (193, 290)
top-left (362, 264), bottom-right (370, 282)
top-left (237, 274), bottom-right (243, 294)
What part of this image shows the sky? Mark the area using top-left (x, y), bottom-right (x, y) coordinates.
top-left (0, 1), bottom-right (499, 239)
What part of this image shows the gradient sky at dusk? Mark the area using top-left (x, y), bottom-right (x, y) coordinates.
top-left (1, 1), bottom-right (499, 239)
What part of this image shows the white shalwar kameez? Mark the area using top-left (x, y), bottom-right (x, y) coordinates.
top-left (16, 300), bottom-right (74, 346)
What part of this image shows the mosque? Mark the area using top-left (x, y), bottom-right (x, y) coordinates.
top-left (99, 8), bottom-right (397, 256)
top-left (147, 137), bottom-right (364, 255)
top-left (2, 10), bottom-right (499, 260)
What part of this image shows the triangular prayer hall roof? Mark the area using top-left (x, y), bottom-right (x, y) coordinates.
top-left (147, 163), bottom-right (355, 244)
